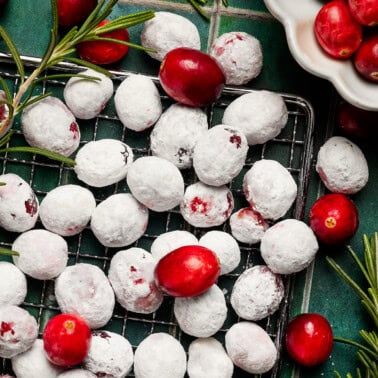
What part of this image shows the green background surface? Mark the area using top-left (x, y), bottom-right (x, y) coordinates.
top-left (0, 1), bottom-right (377, 377)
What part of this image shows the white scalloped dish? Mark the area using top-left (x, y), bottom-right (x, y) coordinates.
top-left (263, 0), bottom-right (378, 111)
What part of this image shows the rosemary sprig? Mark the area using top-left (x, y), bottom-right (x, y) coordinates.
top-left (327, 232), bottom-right (378, 378)
top-left (0, 0), bottom-right (155, 164)
top-left (0, 247), bottom-right (19, 257)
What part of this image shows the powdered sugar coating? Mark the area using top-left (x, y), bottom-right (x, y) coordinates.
top-left (12, 229), bottom-right (68, 280)
top-left (40, 185), bottom-right (96, 236)
top-left (243, 159), bottom-right (297, 220)
top-left (260, 219), bottom-right (319, 274)
top-left (0, 305), bottom-right (38, 359)
top-left (0, 262), bottom-right (27, 306)
top-left (222, 90), bottom-right (288, 145)
top-left (134, 333), bottom-right (186, 378)
top-left (83, 330), bottom-right (133, 378)
top-left (64, 68), bottom-right (114, 120)
top-left (55, 263), bottom-right (115, 329)
top-left (91, 193), bottom-right (149, 248)
top-left (141, 12), bottom-right (201, 62)
top-left (108, 248), bottom-right (163, 314)
top-left (225, 322), bottom-right (277, 374)
top-left (11, 339), bottom-right (63, 378)
top-left (229, 207), bottom-right (269, 244)
top-left (231, 265), bottom-right (284, 321)
top-left (127, 156), bottom-right (185, 212)
top-left (114, 75), bottom-right (162, 132)
top-left (199, 231), bottom-right (240, 275)
top-left (0, 173), bottom-right (39, 232)
top-left (21, 96), bottom-right (80, 156)
top-left (210, 31), bottom-right (263, 85)
top-left (151, 230), bottom-right (198, 262)
top-left (174, 284), bottom-right (227, 338)
top-left (0, 90), bottom-right (12, 135)
top-left (58, 370), bottom-right (96, 378)
top-left (180, 181), bottom-right (234, 228)
top-left (316, 136), bottom-right (369, 194)
top-left (193, 125), bottom-right (248, 186)
top-left (74, 139), bottom-right (134, 187)
top-left (150, 103), bottom-right (208, 169)
top-left (188, 338), bottom-right (234, 378)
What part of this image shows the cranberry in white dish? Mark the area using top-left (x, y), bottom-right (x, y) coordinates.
top-left (74, 139), bottom-right (134, 187)
top-left (127, 156), bottom-right (184, 212)
top-left (58, 370), bottom-right (96, 378)
top-left (0, 305), bottom-right (38, 358)
top-left (150, 103), bottom-right (208, 169)
top-left (174, 284), bottom-right (227, 338)
top-left (180, 181), bottom-right (234, 228)
top-left (0, 262), bottom-right (27, 306)
top-left (199, 231), bottom-right (240, 275)
top-left (114, 75), bottom-right (162, 132)
top-left (261, 219), bottom-right (319, 275)
top-left (150, 230), bottom-right (198, 262)
top-left (12, 229), bottom-right (68, 280)
top-left (222, 90), bottom-right (288, 145)
top-left (193, 125), bottom-right (248, 186)
top-left (91, 193), bottom-right (148, 248)
top-left (83, 330), bottom-right (133, 378)
top-left (21, 96), bottom-right (80, 156)
top-left (55, 263), bottom-right (115, 329)
top-left (188, 337), bottom-right (234, 378)
top-left (230, 265), bottom-right (284, 321)
top-left (243, 159), bottom-right (297, 220)
top-left (39, 184), bottom-right (96, 237)
top-left (229, 207), bottom-right (269, 244)
top-left (225, 322), bottom-right (277, 374)
top-left (210, 31), bottom-right (263, 85)
top-left (134, 333), bottom-right (186, 378)
top-left (11, 339), bottom-right (63, 378)
top-left (108, 248), bottom-right (163, 314)
top-left (0, 173), bottom-right (39, 232)
top-left (316, 136), bottom-right (369, 194)
top-left (64, 68), bottom-right (113, 120)
top-left (141, 12), bottom-right (201, 62)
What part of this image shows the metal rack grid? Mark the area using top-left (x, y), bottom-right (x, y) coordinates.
top-left (0, 55), bottom-right (314, 377)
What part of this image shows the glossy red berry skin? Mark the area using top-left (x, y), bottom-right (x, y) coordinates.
top-left (285, 313), bottom-right (333, 367)
top-left (57, 0), bottom-right (97, 28)
top-left (159, 47), bottom-right (226, 107)
top-left (354, 34), bottom-right (378, 83)
top-left (154, 245), bottom-right (221, 297)
top-left (43, 313), bottom-right (92, 367)
top-left (77, 20), bottom-right (129, 65)
top-left (314, 0), bottom-right (363, 59)
top-left (309, 193), bottom-right (359, 245)
top-left (348, 0), bottom-right (378, 26)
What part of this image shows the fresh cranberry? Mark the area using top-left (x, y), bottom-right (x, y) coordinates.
top-left (309, 193), bottom-right (359, 245)
top-left (57, 0), bottom-right (97, 28)
top-left (354, 34), bottom-right (378, 83)
top-left (43, 313), bottom-right (92, 367)
top-left (314, 0), bottom-right (363, 59)
top-left (77, 20), bottom-right (129, 65)
top-left (285, 313), bottom-right (333, 367)
top-left (159, 47), bottom-right (226, 107)
top-left (348, 0), bottom-right (378, 26)
top-left (154, 245), bottom-right (221, 297)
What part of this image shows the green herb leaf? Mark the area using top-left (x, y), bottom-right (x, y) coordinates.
top-left (0, 247), bottom-right (19, 256)
top-left (187, 0), bottom-right (211, 20)
top-left (0, 76), bottom-right (13, 103)
top-left (0, 26), bottom-right (25, 83)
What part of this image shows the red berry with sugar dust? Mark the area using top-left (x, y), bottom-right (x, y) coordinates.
top-left (285, 313), bottom-right (333, 367)
top-left (43, 313), bottom-right (91, 367)
top-left (309, 193), bottom-right (359, 245)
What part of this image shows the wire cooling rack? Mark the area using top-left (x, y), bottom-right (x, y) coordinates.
top-left (0, 53), bottom-right (314, 377)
